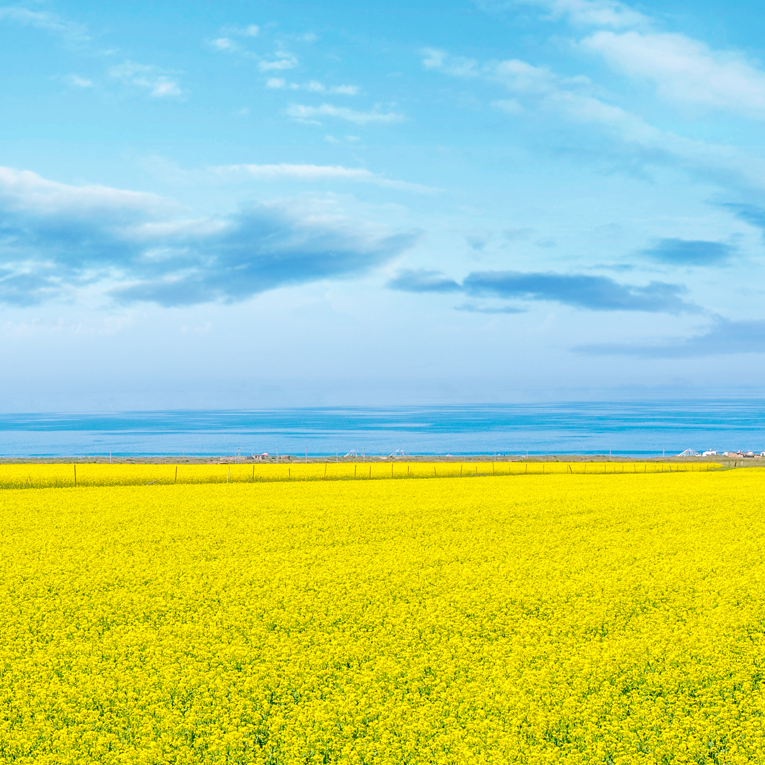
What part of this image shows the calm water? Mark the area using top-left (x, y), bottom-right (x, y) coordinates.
top-left (0, 401), bottom-right (764, 457)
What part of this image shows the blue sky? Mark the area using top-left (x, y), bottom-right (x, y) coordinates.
top-left (2, 0), bottom-right (765, 410)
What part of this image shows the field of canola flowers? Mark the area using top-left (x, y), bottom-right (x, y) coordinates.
top-left (0, 460), bottom-right (719, 489)
top-left (1, 468), bottom-right (764, 764)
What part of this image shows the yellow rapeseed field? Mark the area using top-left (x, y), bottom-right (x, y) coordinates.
top-left (0, 459), bottom-right (718, 489)
top-left (1, 468), bottom-right (763, 764)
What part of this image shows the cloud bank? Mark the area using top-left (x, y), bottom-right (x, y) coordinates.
top-left (641, 239), bottom-right (735, 266)
top-left (0, 167), bottom-right (419, 307)
top-left (389, 268), bottom-right (696, 313)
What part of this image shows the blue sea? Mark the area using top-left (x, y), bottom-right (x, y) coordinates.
top-left (0, 401), bottom-right (764, 458)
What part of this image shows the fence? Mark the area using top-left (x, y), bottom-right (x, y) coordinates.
top-left (0, 461), bottom-right (724, 489)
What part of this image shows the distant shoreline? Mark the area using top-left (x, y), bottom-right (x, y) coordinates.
top-left (0, 455), bottom-right (755, 466)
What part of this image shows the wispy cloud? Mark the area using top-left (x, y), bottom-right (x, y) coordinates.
top-left (0, 271), bottom-right (60, 307)
top-left (582, 31), bottom-right (765, 120)
top-left (427, 47), bottom-right (765, 196)
top-left (109, 62), bottom-right (185, 99)
top-left (387, 270), bottom-right (462, 293)
top-left (214, 164), bottom-right (435, 193)
top-left (60, 74), bottom-right (93, 89)
top-left (206, 24), bottom-right (260, 55)
top-left (466, 231), bottom-right (491, 251)
top-left (0, 6), bottom-right (89, 45)
top-left (483, 2), bottom-right (765, 122)
top-left (222, 23), bottom-right (260, 37)
top-left (421, 47), bottom-right (479, 77)
top-left (474, 0), bottom-right (647, 28)
top-left (208, 37), bottom-right (243, 53)
top-left (258, 53), bottom-right (299, 71)
top-left (0, 166), bottom-right (419, 307)
top-left (503, 227), bottom-right (535, 240)
top-left (725, 204), bottom-right (765, 238)
top-left (0, 166), bottom-right (174, 216)
top-left (641, 239), bottom-right (736, 266)
top-left (491, 58), bottom-right (560, 93)
top-left (112, 217), bottom-right (417, 307)
top-left (266, 79), bottom-right (359, 95)
top-left (577, 318), bottom-right (765, 357)
top-left (463, 271), bottom-right (695, 312)
top-left (456, 303), bottom-right (527, 314)
top-left (286, 104), bottom-right (405, 125)
top-left (388, 268), bottom-right (696, 313)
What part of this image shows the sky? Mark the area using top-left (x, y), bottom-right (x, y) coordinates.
top-left (2, 0), bottom-right (765, 410)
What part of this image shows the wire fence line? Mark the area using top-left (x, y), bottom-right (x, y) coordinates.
top-left (0, 461), bottom-right (724, 490)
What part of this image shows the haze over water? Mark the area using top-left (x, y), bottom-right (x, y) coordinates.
top-left (1, 401), bottom-right (764, 458)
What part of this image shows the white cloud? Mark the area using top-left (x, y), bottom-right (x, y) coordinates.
top-left (258, 54), bottom-right (299, 71)
top-left (214, 163), bottom-right (434, 193)
top-left (150, 79), bottom-right (183, 98)
top-left (492, 98), bottom-right (524, 114)
top-left (108, 62), bottom-right (185, 99)
top-left (583, 31), bottom-right (765, 120)
top-left (207, 26), bottom-right (260, 56)
top-left (325, 135), bottom-right (362, 144)
top-left (491, 59), bottom-right (557, 93)
top-left (61, 74), bottom-right (93, 88)
top-left (0, 166), bottom-right (174, 217)
top-left (421, 48), bottom-right (479, 77)
top-left (332, 85), bottom-right (360, 96)
top-left (286, 104), bottom-right (405, 125)
top-left (267, 79), bottom-right (359, 95)
top-left (223, 164), bottom-right (377, 181)
top-left (223, 24), bottom-right (259, 37)
top-left (422, 47), bottom-right (446, 69)
top-left (423, 49), bottom-right (560, 91)
top-left (210, 37), bottom-right (239, 52)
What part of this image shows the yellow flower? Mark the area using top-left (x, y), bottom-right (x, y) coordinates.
top-left (0, 465), bottom-right (760, 763)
